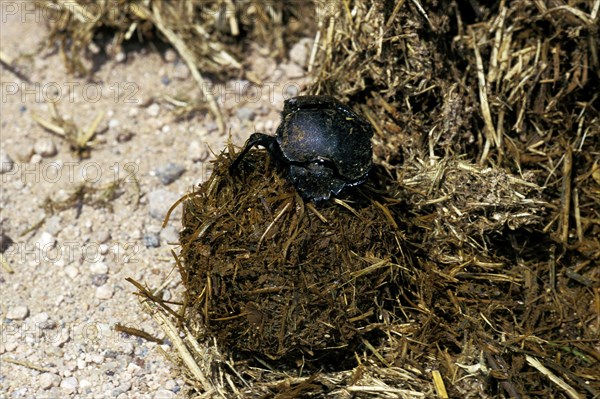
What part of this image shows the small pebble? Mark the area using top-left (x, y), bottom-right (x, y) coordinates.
top-left (39, 319), bottom-right (57, 330)
top-left (88, 42), bottom-right (100, 54)
top-left (121, 343), bottom-right (135, 356)
top-left (30, 312), bottom-right (49, 324)
top-left (116, 130), bottom-right (135, 143)
top-left (147, 189), bottom-right (181, 220)
top-left (164, 379), bottom-right (177, 392)
top-left (64, 265), bottom-right (79, 279)
top-left (143, 233), bottom-right (160, 248)
top-left (108, 118), bottom-right (120, 129)
top-left (15, 146), bottom-right (33, 162)
top-left (53, 331), bottom-right (70, 347)
top-left (0, 150), bottom-right (14, 174)
top-left (154, 162), bottom-right (185, 185)
top-left (115, 51), bottom-right (126, 63)
top-left (155, 388), bottom-right (176, 399)
top-left (60, 376), bottom-right (78, 393)
top-left (188, 140), bottom-right (210, 162)
top-left (160, 225), bottom-right (180, 245)
top-left (93, 230), bottom-right (111, 244)
top-left (33, 138), bottom-right (58, 157)
top-left (30, 153), bottom-right (42, 164)
top-left (79, 379), bottom-right (92, 390)
top-left (95, 285), bottom-right (114, 299)
top-left (38, 231), bottom-right (56, 250)
top-left (281, 62), bottom-right (305, 78)
top-left (164, 49), bottom-right (177, 62)
top-left (39, 372), bottom-right (61, 389)
top-left (90, 261), bottom-right (109, 275)
top-left (112, 381), bottom-right (133, 396)
top-left (236, 107), bottom-right (256, 121)
top-left (99, 244), bottom-right (109, 255)
top-left (89, 353), bottom-right (105, 364)
top-left (6, 305), bottom-right (29, 320)
top-left (172, 63), bottom-right (190, 80)
top-left (44, 215), bottom-right (62, 236)
top-left (91, 274), bottom-right (109, 287)
top-left (286, 86), bottom-right (300, 99)
top-left (161, 75), bottom-right (171, 86)
top-left (146, 103), bottom-right (161, 117)
top-left (289, 37), bottom-right (312, 67)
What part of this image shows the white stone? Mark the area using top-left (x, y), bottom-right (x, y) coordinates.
top-left (95, 285), bottom-right (114, 299)
top-left (160, 225), bottom-right (180, 245)
top-left (99, 244), bottom-right (109, 255)
top-left (280, 62), bottom-right (305, 78)
top-left (30, 312), bottom-right (49, 324)
top-left (164, 49), bottom-right (177, 62)
top-left (147, 189), bottom-right (182, 220)
top-left (289, 37), bottom-right (312, 67)
top-left (89, 261), bottom-right (109, 275)
top-left (146, 103), bottom-right (160, 117)
top-left (90, 353), bottom-right (104, 364)
top-left (15, 146), bottom-right (33, 162)
top-left (60, 376), bottom-right (78, 393)
top-left (33, 138), bottom-right (58, 157)
top-left (38, 231), bottom-right (56, 250)
top-left (121, 342), bottom-right (134, 355)
top-left (39, 372), bottom-right (61, 389)
top-left (52, 330), bottom-right (71, 347)
top-left (155, 388), bottom-right (176, 399)
top-left (172, 63), bottom-right (190, 80)
top-left (188, 140), bottom-right (210, 162)
top-left (30, 153), bottom-right (42, 164)
top-left (64, 265), bottom-right (79, 279)
top-left (108, 119), bottom-right (120, 129)
top-left (79, 379), bottom-right (92, 389)
top-left (6, 305), bottom-right (29, 320)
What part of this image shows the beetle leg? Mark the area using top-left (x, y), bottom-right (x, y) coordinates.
top-left (229, 133), bottom-right (278, 174)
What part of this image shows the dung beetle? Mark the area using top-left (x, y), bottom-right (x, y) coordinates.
top-left (229, 95), bottom-right (374, 201)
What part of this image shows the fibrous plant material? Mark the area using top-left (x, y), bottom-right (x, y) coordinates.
top-left (115, 0), bottom-right (600, 397)
top-left (179, 148), bottom-right (411, 367)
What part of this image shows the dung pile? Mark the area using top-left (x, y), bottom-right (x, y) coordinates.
top-left (40, 0), bottom-right (315, 135)
top-left (101, 1), bottom-right (600, 397)
top-left (178, 148), bottom-right (411, 368)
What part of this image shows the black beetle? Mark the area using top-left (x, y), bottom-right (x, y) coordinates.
top-left (229, 95), bottom-right (374, 201)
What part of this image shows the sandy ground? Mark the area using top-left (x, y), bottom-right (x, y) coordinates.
top-left (0, 3), bottom-right (310, 397)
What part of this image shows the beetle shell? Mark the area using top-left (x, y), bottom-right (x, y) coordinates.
top-left (277, 96), bottom-right (373, 187)
top-left (229, 95), bottom-right (374, 201)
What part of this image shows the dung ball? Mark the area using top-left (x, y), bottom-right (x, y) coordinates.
top-left (179, 147), bottom-right (410, 368)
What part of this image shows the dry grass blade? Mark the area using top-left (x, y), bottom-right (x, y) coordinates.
top-left (1, 254), bottom-right (14, 273)
top-left (141, 301), bottom-right (213, 394)
top-left (31, 102), bottom-right (104, 156)
top-left (148, 4), bottom-right (225, 135)
top-left (2, 358), bottom-right (51, 373)
top-left (471, 29), bottom-right (499, 164)
top-left (526, 355), bottom-right (582, 399)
